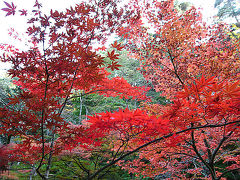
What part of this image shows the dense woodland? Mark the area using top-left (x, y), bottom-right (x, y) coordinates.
top-left (0, 0), bottom-right (239, 179)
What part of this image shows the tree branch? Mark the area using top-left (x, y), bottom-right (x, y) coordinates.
top-left (191, 128), bottom-right (216, 179)
top-left (88, 120), bottom-right (240, 179)
top-left (167, 48), bottom-right (185, 86)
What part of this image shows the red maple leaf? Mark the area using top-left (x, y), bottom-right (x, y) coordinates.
top-left (112, 41), bottom-right (124, 51)
top-left (1, 1), bottom-right (16, 16)
top-left (19, 9), bottom-right (27, 16)
top-left (34, 0), bottom-right (42, 9)
top-left (107, 61), bottom-right (122, 71)
top-left (107, 50), bottom-right (119, 60)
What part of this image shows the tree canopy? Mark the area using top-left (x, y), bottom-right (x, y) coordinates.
top-left (0, 0), bottom-right (239, 179)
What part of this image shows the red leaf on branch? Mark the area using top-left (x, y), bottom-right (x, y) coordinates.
top-left (1, 1), bottom-right (16, 16)
top-left (112, 41), bottom-right (124, 51)
top-left (107, 61), bottom-right (122, 71)
top-left (34, 0), bottom-right (42, 9)
top-left (107, 50), bottom-right (119, 60)
top-left (224, 81), bottom-right (240, 98)
top-left (19, 9), bottom-right (27, 16)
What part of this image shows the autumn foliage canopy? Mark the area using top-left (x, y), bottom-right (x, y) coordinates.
top-left (0, 0), bottom-right (239, 179)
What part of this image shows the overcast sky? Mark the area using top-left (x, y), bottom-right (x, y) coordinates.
top-left (0, 0), bottom-right (216, 76)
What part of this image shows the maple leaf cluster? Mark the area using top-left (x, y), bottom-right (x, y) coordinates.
top-left (118, 76), bottom-right (240, 178)
top-left (0, 0), bottom-right (151, 178)
top-left (118, 0), bottom-right (240, 99)
top-left (1, 1), bottom-right (16, 16)
top-left (87, 76), bottom-right (150, 100)
top-left (88, 108), bottom-right (169, 142)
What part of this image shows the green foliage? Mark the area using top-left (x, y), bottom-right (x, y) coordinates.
top-left (63, 49), bottom-right (168, 125)
top-left (214, 159), bottom-right (240, 180)
top-left (146, 89), bottom-right (169, 105)
top-left (229, 23), bottom-right (240, 39)
top-left (48, 153), bottom-right (134, 179)
top-left (174, 0), bottom-right (192, 13)
top-left (107, 49), bottom-right (168, 105)
top-left (107, 50), bottom-right (147, 87)
top-left (63, 92), bottom-right (141, 124)
top-left (0, 76), bottom-right (19, 108)
top-left (0, 76), bottom-right (20, 144)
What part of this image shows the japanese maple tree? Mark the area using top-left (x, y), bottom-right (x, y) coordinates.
top-left (116, 76), bottom-right (240, 179)
top-left (60, 76), bottom-right (239, 180)
top-left (0, 0), bottom-right (148, 178)
top-left (118, 0), bottom-right (240, 99)
top-left (112, 0), bottom-right (240, 178)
